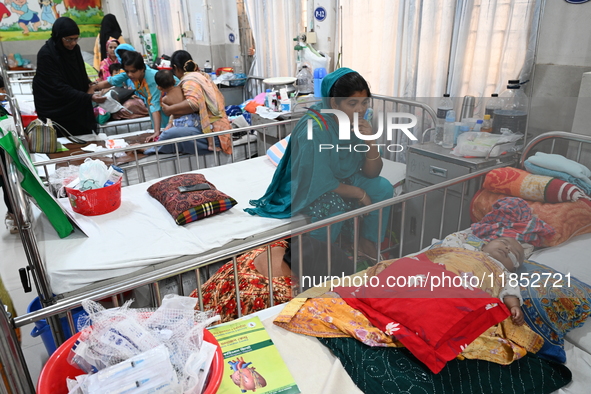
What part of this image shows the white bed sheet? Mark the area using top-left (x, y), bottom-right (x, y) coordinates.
top-left (37, 157), bottom-right (406, 294)
top-left (530, 233), bottom-right (591, 354)
top-left (38, 157), bottom-right (290, 294)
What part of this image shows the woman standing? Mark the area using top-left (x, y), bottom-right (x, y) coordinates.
top-left (93, 13), bottom-right (125, 71)
top-left (150, 50), bottom-right (232, 155)
top-left (246, 68), bottom-right (393, 260)
top-left (97, 39), bottom-right (119, 81)
top-left (33, 17), bottom-right (106, 136)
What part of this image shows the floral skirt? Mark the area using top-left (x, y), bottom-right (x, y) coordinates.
top-left (189, 240), bottom-right (293, 323)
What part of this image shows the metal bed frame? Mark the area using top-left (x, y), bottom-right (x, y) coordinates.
top-left (4, 123), bottom-right (591, 391)
top-left (4, 71), bottom-right (506, 390)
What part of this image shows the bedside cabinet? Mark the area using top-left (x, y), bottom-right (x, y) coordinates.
top-left (400, 142), bottom-right (517, 255)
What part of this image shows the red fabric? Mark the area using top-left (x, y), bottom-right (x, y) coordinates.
top-left (333, 254), bottom-right (510, 374)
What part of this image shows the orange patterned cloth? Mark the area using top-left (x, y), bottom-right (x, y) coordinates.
top-left (275, 248), bottom-right (543, 366)
top-left (471, 188), bottom-right (591, 246)
top-left (483, 167), bottom-right (590, 203)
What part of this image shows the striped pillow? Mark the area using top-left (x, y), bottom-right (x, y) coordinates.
top-left (266, 135), bottom-right (290, 166)
top-left (147, 174), bottom-right (237, 225)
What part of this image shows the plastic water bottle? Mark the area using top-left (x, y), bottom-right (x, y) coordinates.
top-left (435, 94), bottom-right (454, 145)
top-left (203, 60), bottom-right (212, 74)
top-left (295, 65), bottom-right (314, 94)
top-left (485, 93), bottom-right (502, 120)
top-left (493, 81), bottom-right (528, 134)
top-left (313, 67), bottom-right (327, 98)
top-left (231, 56), bottom-right (243, 74)
top-left (442, 110), bottom-right (456, 149)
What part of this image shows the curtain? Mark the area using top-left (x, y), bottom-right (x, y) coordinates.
top-left (121, 0), bottom-right (185, 57)
top-left (244, 0), bottom-right (305, 78)
top-left (339, 0), bottom-right (542, 104)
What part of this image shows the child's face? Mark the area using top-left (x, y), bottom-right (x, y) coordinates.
top-left (482, 237), bottom-right (524, 271)
top-left (107, 42), bottom-right (118, 57)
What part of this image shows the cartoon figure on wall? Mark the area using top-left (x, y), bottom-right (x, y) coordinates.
top-left (0, 0), bottom-right (100, 41)
top-left (228, 357), bottom-right (267, 393)
top-left (39, 0), bottom-right (56, 26)
top-left (9, 0), bottom-right (41, 35)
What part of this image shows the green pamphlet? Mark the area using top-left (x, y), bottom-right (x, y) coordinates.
top-left (209, 316), bottom-right (300, 394)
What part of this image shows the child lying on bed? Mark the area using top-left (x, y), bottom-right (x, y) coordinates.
top-left (154, 69), bottom-right (217, 151)
top-left (434, 231), bottom-right (526, 325)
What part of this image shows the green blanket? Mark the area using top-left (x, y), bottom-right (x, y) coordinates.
top-left (319, 337), bottom-right (571, 394)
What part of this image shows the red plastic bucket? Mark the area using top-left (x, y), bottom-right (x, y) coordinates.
top-left (65, 180), bottom-right (122, 216)
top-left (37, 329), bottom-right (224, 394)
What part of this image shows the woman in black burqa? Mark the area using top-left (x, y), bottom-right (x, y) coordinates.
top-left (33, 17), bottom-right (105, 136)
top-left (94, 14), bottom-right (125, 70)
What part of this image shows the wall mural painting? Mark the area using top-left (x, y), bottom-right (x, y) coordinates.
top-left (0, 0), bottom-right (102, 41)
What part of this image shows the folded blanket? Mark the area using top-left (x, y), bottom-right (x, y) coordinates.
top-left (471, 197), bottom-right (555, 247)
top-left (525, 160), bottom-right (591, 195)
top-left (483, 167), bottom-right (589, 203)
top-left (527, 152), bottom-right (591, 185)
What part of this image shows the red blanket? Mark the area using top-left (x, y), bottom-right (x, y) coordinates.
top-left (333, 252), bottom-right (510, 374)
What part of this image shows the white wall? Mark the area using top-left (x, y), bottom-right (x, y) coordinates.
top-left (529, 0), bottom-right (591, 138)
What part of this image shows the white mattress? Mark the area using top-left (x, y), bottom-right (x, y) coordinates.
top-left (36, 157), bottom-right (406, 294)
top-left (530, 233), bottom-right (591, 354)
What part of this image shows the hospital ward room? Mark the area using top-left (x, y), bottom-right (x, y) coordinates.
top-left (2, 0), bottom-right (591, 393)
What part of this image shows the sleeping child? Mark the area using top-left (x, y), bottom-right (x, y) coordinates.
top-left (154, 69), bottom-right (216, 151)
top-left (433, 231), bottom-right (526, 325)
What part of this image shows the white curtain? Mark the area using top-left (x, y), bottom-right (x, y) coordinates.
top-left (339, 0), bottom-right (542, 105)
top-left (121, 0), bottom-right (185, 57)
top-left (244, 0), bottom-right (305, 78)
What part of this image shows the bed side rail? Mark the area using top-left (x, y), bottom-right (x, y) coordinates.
top-left (12, 162), bottom-right (504, 328)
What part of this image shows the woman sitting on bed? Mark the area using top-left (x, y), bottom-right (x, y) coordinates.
top-left (245, 68), bottom-right (393, 261)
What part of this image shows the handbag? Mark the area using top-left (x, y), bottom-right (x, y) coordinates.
top-left (25, 118), bottom-right (85, 153)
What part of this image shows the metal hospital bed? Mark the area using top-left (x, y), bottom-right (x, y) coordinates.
top-left (3, 110), bottom-right (591, 391)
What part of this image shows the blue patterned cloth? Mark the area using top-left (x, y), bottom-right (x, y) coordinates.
top-left (520, 259), bottom-right (591, 363)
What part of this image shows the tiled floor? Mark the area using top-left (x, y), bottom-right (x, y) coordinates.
top-left (1, 202), bottom-right (48, 388)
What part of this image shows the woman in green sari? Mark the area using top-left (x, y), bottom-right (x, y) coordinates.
top-left (246, 68), bottom-right (393, 260)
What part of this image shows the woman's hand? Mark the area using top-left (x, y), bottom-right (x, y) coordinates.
top-left (91, 94), bottom-right (107, 104)
top-left (161, 102), bottom-right (171, 116)
top-left (145, 131), bottom-right (160, 143)
top-left (357, 119), bottom-right (374, 138)
top-left (358, 188), bottom-right (372, 207)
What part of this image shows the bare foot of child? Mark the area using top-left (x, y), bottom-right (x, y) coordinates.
top-left (207, 138), bottom-right (221, 151)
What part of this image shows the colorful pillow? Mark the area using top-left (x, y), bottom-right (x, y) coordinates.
top-left (520, 259), bottom-right (591, 363)
top-left (483, 167), bottom-right (589, 203)
top-left (147, 174), bottom-right (237, 225)
top-left (266, 135), bottom-right (290, 166)
top-left (470, 189), bottom-right (591, 246)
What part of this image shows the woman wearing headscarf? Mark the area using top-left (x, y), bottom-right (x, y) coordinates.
top-left (147, 50), bottom-right (232, 154)
top-left (93, 13), bottom-right (125, 71)
top-left (33, 17), bottom-right (106, 136)
top-left (245, 68), bottom-right (393, 260)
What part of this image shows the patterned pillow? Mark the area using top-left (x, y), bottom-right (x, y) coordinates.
top-left (147, 174), bottom-right (237, 225)
top-left (266, 135), bottom-right (290, 166)
top-left (520, 259), bottom-right (591, 363)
